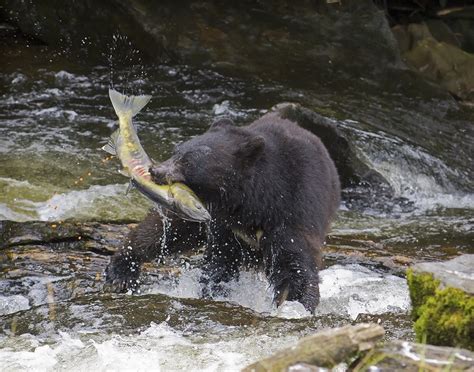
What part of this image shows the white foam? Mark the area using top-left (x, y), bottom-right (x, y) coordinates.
top-left (0, 178), bottom-right (150, 222)
top-left (342, 121), bottom-right (474, 212)
top-left (34, 107), bottom-right (78, 121)
top-left (0, 323), bottom-right (298, 372)
top-left (35, 183), bottom-right (135, 221)
top-left (0, 203), bottom-right (33, 221)
top-left (145, 264), bottom-right (409, 320)
top-left (317, 265), bottom-right (410, 320)
top-left (54, 71), bottom-right (88, 85)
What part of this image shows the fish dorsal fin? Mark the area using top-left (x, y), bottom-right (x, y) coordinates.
top-left (101, 129), bottom-right (119, 155)
top-left (109, 89), bottom-right (151, 117)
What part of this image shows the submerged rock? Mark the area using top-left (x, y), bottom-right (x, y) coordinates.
top-left (407, 254), bottom-right (474, 350)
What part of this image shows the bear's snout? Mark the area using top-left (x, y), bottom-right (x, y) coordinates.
top-left (150, 160), bottom-right (185, 185)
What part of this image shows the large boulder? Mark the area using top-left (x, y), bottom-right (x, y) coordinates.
top-left (392, 22), bottom-right (474, 101)
top-left (269, 103), bottom-right (403, 212)
top-left (0, 0), bottom-right (402, 82)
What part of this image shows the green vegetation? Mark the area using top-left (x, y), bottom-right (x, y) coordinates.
top-left (407, 269), bottom-right (474, 350)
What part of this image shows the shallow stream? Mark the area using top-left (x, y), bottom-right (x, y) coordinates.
top-left (0, 39), bottom-right (473, 371)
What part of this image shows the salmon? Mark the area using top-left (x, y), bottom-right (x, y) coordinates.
top-left (103, 89), bottom-right (210, 222)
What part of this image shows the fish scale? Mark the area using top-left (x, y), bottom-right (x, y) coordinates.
top-left (103, 89), bottom-right (211, 222)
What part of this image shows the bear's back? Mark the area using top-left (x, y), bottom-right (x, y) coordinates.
top-left (247, 111), bottom-right (341, 233)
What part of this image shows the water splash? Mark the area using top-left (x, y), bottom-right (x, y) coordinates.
top-left (144, 264), bottom-right (410, 320)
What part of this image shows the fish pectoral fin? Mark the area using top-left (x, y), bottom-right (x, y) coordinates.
top-left (102, 130), bottom-right (119, 155)
top-left (118, 168), bottom-right (130, 177)
top-left (126, 180), bottom-right (135, 195)
top-left (102, 142), bottom-right (116, 155)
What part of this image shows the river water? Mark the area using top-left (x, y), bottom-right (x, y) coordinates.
top-left (0, 39), bottom-right (473, 371)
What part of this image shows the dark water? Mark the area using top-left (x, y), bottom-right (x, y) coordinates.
top-left (0, 38), bottom-right (473, 370)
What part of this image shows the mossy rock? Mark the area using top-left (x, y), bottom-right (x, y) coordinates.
top-left (407, 255), bottom-right (474, 350)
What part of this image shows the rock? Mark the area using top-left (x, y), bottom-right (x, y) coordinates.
top-left (438, 6), bottom-right (474, 53)
top-left (269, 103), bottom-right (402, 212)
top-left (405, 37), bottom-right (474, 101)
top-left (242, 323), bottom-right (385, 371)
top-left (354, 340), bottom-right (474, 371)
top-left (448, 19), bottom-right (474, 53)
top-left (392, 22), bottom-right (474, 101)
top-left (391, 25), bottom-right (411, 54)
top-left (412, 254), bottom-right (474, 295)
top-left (425, 19), bottom-right (461, 48)
top-left (273, 103), bottom-right (389, 191)
top-left (0, 220), bottom-right (133, 254)
top-left (407, 254), bottom-right (474, 350)
top-left (0, 0), bottom-right (402, 82)
top-left (407, 23), bottom-right (433, 44)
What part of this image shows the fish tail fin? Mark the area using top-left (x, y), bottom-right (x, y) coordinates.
top-left (109, 89), bottom-right (151, 117)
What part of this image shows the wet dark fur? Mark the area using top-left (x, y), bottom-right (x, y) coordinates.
top-left (105, 112), bottom-right (340, 312)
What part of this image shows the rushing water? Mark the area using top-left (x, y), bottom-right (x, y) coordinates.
top-left (0, 38), bottom-right (473, 370)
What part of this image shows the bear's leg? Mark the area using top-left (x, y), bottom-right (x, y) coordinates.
top-left (104, 209), bottom-right (205, 292)
top-left (260, 230), bottom-right (321, 313)
top-left (200, 224), bottom-right (243, 297)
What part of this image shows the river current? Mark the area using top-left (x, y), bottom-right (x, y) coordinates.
top-left (0, 41), bottom-right (473, 371)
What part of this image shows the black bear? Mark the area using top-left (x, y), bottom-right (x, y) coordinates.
top-left (105, 107), bottom-right (340, 312)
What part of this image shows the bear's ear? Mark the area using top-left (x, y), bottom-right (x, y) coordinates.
top-left (236, 135), bottom-right (265, 166)
top-left (210, 118), bottom-right (235, 130)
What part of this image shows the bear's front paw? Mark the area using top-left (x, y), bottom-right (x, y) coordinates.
top-left (103, 254), bottom-right (141, 293)
top-left (273, 279), bottom-right (320, 314)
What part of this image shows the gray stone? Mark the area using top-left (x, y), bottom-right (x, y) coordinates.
top-left (412, 254), bottom-right (474, 295)
top-left (355, 340), bottom-right (474, 371)
top-left (242, 323), bottom-right (385, 371)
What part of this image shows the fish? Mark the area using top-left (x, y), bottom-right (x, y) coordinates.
top-left (103, 88), bottom-right (211, 222)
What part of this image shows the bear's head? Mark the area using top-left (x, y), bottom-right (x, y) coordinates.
top-left (150, 119), bottom-right (265, 203)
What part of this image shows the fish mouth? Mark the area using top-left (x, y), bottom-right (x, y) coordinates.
top-left (173, 203), bottom-right (211, 222)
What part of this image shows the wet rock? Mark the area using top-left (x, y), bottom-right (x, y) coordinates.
top-left (405, 38), bottom-right (474, 101)
top-left (0, 0), bottom-right (402, 83)
top-left (0, 220), bottom-right (133, 254)
top-left (438, 6), bottom-right (474, 53)
top-left (391, 25), bottom-right (411, 54)
top-left (425, 19), bottom-right (461, 48)
top-left (448, 19), bottom-right (474, 53)
top-left (0, 220), bottom-right (132, 311)
top-left (407, 254), bottom-right (474, 350)
top-left (354, 340), bottom-right (474, 371)
top-left (393, 22), bottom-right (474, 101)
top-left (269, 102), bottom-right (406, 212)
top-left (243, 323), bottom-right (384, 371)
